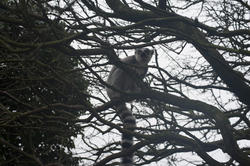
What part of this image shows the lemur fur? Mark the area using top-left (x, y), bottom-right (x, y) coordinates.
top-left (106, 48), bottom-right (153, 166)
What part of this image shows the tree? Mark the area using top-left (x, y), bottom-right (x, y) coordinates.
top-left (1, 0), bottom-right (250, 166)
top-left (0, 1), bottom-right (89, 165)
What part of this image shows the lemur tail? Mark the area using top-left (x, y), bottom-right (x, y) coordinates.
top-left (116, 104), bottom-right (136, 166)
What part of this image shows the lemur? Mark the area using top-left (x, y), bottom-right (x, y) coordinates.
top-left (106, 48), bottom-right (154, 166)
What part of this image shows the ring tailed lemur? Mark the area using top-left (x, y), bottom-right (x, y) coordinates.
top-left (106, 48), bottom-right (153, 166)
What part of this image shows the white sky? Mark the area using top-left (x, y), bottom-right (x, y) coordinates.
top-left (69, 1), bottom-right (250, 165)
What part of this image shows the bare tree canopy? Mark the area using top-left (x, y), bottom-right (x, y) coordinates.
top-left (0, 0), bottom-right (250, 166)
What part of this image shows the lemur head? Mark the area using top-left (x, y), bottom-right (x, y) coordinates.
top-left (135, 48), bottom-right (154, 65)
